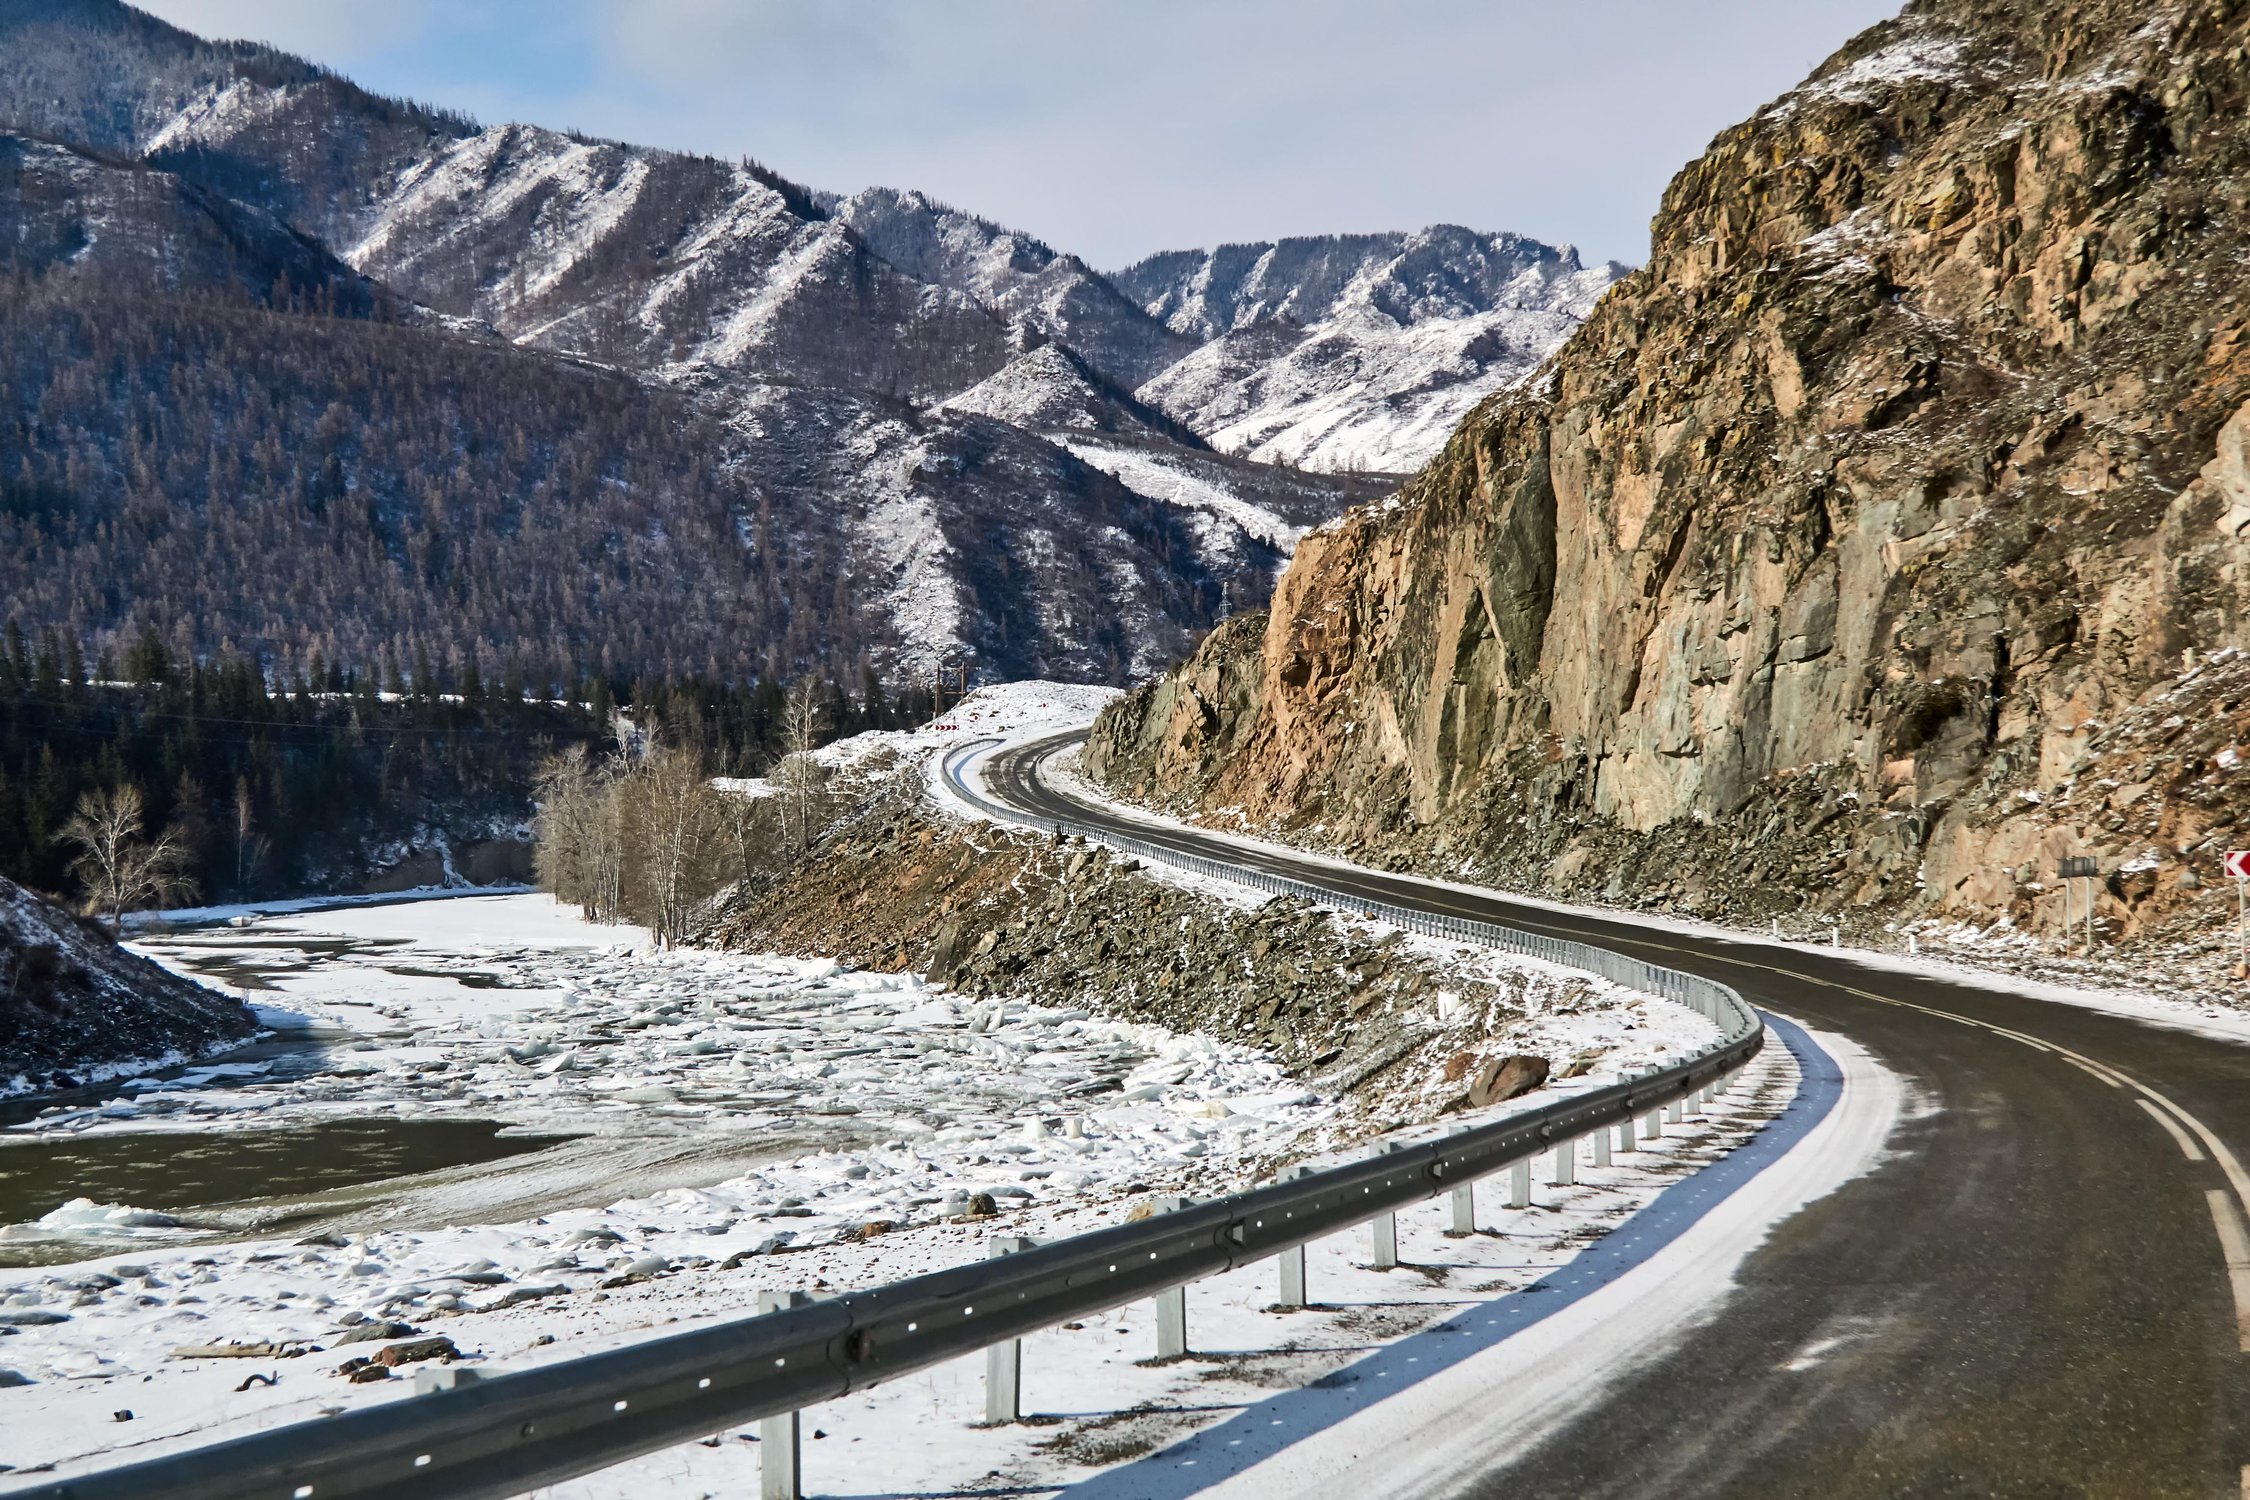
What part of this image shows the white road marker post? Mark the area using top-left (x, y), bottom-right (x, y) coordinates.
top-left (983, 1236), bottom-right (1036, 1424)
top-left (757, 1290), bottom-right (812, 1500)
top-left (1444, 1128), bottom-right (1475, 1235)
top-left (2061, 855), bottom-right (2099, 957)
top-left (1154, 1196), bottom-right (1190, 1358)
top-left (2227, 852), bottom-right (2250, 979)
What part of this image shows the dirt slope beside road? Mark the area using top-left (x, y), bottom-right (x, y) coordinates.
top-left (1, 877), bottom-right (258, 1093)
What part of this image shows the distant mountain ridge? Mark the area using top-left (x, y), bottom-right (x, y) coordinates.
top-left (0, 0), bottom-right (1611, 687)
top-left (1116, 228), bottom-right (1623, 472)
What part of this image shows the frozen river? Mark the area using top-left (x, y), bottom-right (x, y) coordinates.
top-left (0, 893), bottom-right (1330, 1266)
top-left (0, 873), bottom-right (1750, 1497)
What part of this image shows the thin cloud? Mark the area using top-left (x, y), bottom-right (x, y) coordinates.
top-left (134, 0), bottom-right (1899, 268)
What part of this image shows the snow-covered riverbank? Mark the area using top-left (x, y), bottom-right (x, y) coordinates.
top-left (0, 868), bottom-right (1755, 1493)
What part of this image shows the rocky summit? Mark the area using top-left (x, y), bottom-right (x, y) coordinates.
top-left (1090, 0), bottom-right (2250, 949)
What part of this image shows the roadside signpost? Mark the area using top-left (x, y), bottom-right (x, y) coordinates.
top-left (2059, 856), bottom-right (2098, 955)
top-left (2227, 852), bottom-right (2250, 977)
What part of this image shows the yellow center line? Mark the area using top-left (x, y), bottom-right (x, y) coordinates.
top-left (1593, 937), bottom-right (2250, 1226)
top-left (2141, 1099), bottom-right (2209, 1162)
top-left (2207, 1191), bottom-right (2250, 1352)
top-left (2058, 1055), bottom-right (2125, 1089)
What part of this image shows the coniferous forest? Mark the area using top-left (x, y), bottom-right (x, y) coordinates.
top-left (0, 618), bottom-right (928, 908)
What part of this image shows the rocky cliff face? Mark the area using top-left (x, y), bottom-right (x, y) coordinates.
top-left (1091, 0), bottom-right (2250, 947)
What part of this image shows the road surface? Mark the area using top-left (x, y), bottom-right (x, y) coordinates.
top-left (982, 733), bottom-right (2250, 1499)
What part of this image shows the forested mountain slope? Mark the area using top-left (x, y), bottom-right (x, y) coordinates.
top-left (1090, 0), bottom-right (2250, 947)
top-left (0, 1), bottom-right (1431, 686)
top-left (0, 0), bottom-right (1608, 691)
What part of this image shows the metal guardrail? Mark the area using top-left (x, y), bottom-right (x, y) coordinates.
top-left (15, 740), bottom-right (1762, 1500)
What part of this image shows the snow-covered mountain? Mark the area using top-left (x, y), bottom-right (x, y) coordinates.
top-left (938, 343), bottom-right (1192, 442)
top-left (832, 188), bottom-right (1197, 393)
top-left (1116, 229), bottom-right (1624, 473)
top-left (0, 0), bottom-right (1605, 683)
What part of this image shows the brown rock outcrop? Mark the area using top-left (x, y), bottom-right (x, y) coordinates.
top-left (1091, 0), bottom-right (2250, 936)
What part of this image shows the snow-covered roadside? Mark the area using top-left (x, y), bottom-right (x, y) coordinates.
top-left (0, 1019), bottom-right (1787, 1496)
top-left (1181, 1017), bottom-right (1896, 1500)
top-left (0, 684), bottom-right (1784, 1492)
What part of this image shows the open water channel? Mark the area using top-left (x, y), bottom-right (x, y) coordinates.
top-left (0, 899), bottom-right (833, 1265)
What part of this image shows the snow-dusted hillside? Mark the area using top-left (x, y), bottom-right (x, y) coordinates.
top-left (0, 132), bottom-right (373, 306)
top-left (711, 380), bottom-right (1313, 679)
top-left (937, 343), bottom-right (1186, 440)
top-left (832, 188), bottom-right (1195, 392)
top-left (1118, 228), bottom-right (1624, 473)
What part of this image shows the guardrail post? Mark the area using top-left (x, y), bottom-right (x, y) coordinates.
top-left (1370, 1142), bottom-right (1405, 1269)
top-left (757, 1290), bottom-right (810, 1500)
top-left (1508, 1155), bottom-right (1532, 1208)
top-left (1642, 1106), bottom-right (1662, 1140)
top-left (984, 1236), bottom-right (1035, 1424)
top-left (1664, 1097), bottom-right (1685, 1125)
top-left (1552, 1135), bottom-right (1577, 1187)
top-left (1155, 1196), bottom-right (1190, 1358)
top-left (1276, 1166), bottom-right (1314, 1307)
top-left (1592, 1122), bottom-right (1612, 1166)
top-left (1445, 1126), bottom-right (1475, 1234)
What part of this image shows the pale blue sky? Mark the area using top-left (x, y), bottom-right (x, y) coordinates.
top-left (137, 0), bottom-right (1900, 270)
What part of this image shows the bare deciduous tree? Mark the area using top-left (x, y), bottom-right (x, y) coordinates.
top-left (624, 744), bottom-right (724, 949)
top-left (231, 775), bottom-right (265, 894)
top-left (777, 679), bottom-right (831, 854)
top-left (533, 680), bottom-right (853, 941)
top-left (60, 785), bottom-right (198, 935)
top-left (533, 745), bottom-right (622, 923)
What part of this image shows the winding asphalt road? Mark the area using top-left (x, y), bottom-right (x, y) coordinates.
top-left (983, 734), bottom-right (2250, 1500)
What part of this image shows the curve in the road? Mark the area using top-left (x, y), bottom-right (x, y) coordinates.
top-left (979, 733), bottom-right (2250, 1499)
